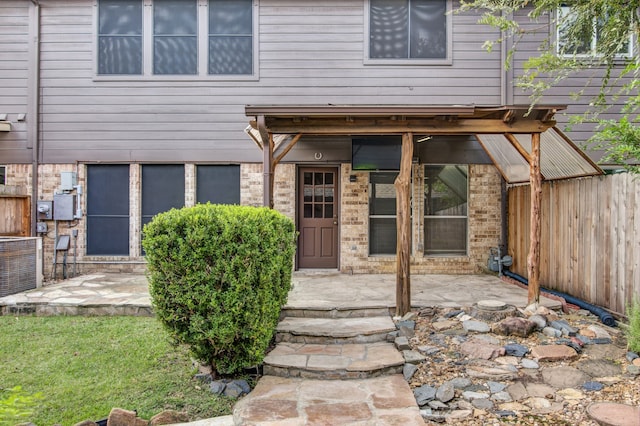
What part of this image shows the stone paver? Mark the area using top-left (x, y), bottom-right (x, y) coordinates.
top-left (233, 375), bottom-right (424, 426)
top-left (587, 402), bottom-right (640, 426)
top-left (276, 316), bottom-right (396, 343)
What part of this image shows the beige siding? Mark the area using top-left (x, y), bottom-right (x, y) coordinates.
top-left (36, 0), bottom-right (504, 164)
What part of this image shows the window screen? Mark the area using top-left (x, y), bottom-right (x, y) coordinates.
top-left (369, 172), bottom-right (398, 255)
top-left (98, 0), bottom-right (143, 75)
top-left (424, 165), bottom-right (468, 255)
top-left (209, 0), bottom-right (253, 74)
top-left (0, 166), bottom-right (5, 185)
top-left (154, 0), bottom-right (198, 74)
top-left (142, 164), bottom-right (185, 228)
top-left (87, 165), bottom-right (130, 255)
top-left (369, 0), bottom-right (447, 59)
top-left (196, 165), bottom-right (240, 204)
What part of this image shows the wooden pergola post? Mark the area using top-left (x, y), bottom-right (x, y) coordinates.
top-left (527, 132), bottom-right (542, 304)
top-left (395, 132), bottom-right (413, 316)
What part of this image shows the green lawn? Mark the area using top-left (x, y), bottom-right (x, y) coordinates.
top-left (0, 315), bottom-right (234, 425)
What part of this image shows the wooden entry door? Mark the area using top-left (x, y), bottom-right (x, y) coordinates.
top-left (298, 167), bottom-right (339, 268)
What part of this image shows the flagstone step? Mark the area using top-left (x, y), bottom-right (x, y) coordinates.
top-left (263, 342), bottom-right (405, 379)
top-left (275, 316), bottom-right (396, 344)
top-left (281, 306), bottom-right (392, 319)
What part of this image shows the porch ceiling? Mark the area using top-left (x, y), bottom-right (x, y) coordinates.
top-left (244, 104), bottom-right (603, 183)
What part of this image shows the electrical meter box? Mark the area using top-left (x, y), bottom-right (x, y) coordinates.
top-left (53, 193), bottom-right (76, 220)
top-left (60, 172), bottom-right (77, 191)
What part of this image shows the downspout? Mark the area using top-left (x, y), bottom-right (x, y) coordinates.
top-left (29, 0), bottom-right (41, 237)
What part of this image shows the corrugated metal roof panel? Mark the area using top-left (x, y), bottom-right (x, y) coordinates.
top-left (475, 134), bottom-right (530, 183)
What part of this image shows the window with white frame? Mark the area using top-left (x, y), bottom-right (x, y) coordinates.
top-left (97, 0), bottom-right (255, 76)
top-left (557, 5), bottom-right (632, 57)
top-left (369, 172), bottom-right (398, 255)
top-left (424, 165), bottom-right (468, 255)
top-left (368, 0), bottom-right (449, 62)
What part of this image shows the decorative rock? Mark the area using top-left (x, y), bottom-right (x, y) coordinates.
top-left (492, 317), bottom-right (537, 338)
top-left (149, 410), bottom-right (189, 426)
top-left (417, 345), bottom-right (441, 356)
top-left (395, 336), bottom-right (411, 351)
top-left (466, 364), bottom-right (518, 381)
top-left (473, 334), bottom-right (501, 345)
top-left (491, 391), bottom-right (512, 402)
top-left (592, 337), bottom-right (613, 344)
top-left (414, 384), bottom-right (437, 405)
top-left (549, 319), bottom-right (577, 336)
top-left (495, 410), bottom-right (517, 417)
top-left (542, 327), bottom-right (562, 338)
top-left (403, 363), bottom-right (418, 381)
top-left (444, 309), bottom-right (464, 318)
top-left (574, 334), bottom-right (592, 345)
top-left (398, 325), bottom-right (415, 338)
top-left (432, 320), bottom-right (458, 331)
top-left (107, 408), bottom-right (147, 426)
top-left (428, 400), bottom-right (449, 410)
top-left (471, 398), bottom-right (494, 410)
top-left (487, 381), bottom-right (506, 393)
top-left (626, 365), bottom-right (640, 376)
top-left (209, 381), bottom-right (226, 395)
top-left (525, 397), bottom-right (552, 410)
top-left (528, 314), bottom-right (547, 330)
top-left (499, 402), bottom-right (530, 412)
top-left (458, 314), bottom-right (473, 322)
top-left (477, 300), bottom-right (507, 311)
top-left (587, 402), bottom-right (640, 426)
top-left (504, 343), bottom-right (529, 357)
top-left (436, 381), bottom-right (455, 403)
top-left (460, 340), bottom-right (505, 360)
top-left (583, 381), bottom-right (604, 392)
top-left (446, 410), bottom-right (473, 421)
top-left (541, 366), bottom-right (590, 388)
top-left (494, 356), bottom-right (519, 366)
top-left (194, 373), bottom-right (212, 384)
top-left (463, 320), bottom-right (491, 333)
top-left (576, 359), bottom-right (622, 378)
top-left (530, 344), bottom-right (579, 361)
top-left (233, 380), bottom-right (251, 395)
top-left (525, 383), bottom-right (555, 398)
top-left (450, 377), bottom-right (472, 389)
top-left (587, 325), bottom-right (612, 340)
top-left (403, 350), bottom-right (426, 364)
top-left (626, 351), bottom-right (639, 362)
top-left (401, 311), bottom-right (418, 321)
top-left (634, 358), bottom-right (640, 367)
top-left (224, 381), bottom-right (248, 398)
top-left (556, 388), bottom-right (584, 400)
top-left (521, 358), bottom-right (539, 369)
top-left (462, 391), bottom-right (490, 400)
top-left (580, 327), bottom-right (597, 338)
top-left (506, 382), bottom-right (527, 402)
top-left (386, 331), bottom-right (399, 342)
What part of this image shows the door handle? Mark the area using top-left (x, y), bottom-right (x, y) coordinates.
top-left (333, 220), bottom-right (338, 225)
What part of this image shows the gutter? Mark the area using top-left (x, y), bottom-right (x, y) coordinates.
top-left (29, 0), bottom-right (41, 236)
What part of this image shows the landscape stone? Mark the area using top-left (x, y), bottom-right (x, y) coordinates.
top-left (398, 325), bottom-right (415, 338)
top-left (466, 364), bottom-right (518, 380)
top-left (582, 381), bottom-right (604, 392)
top-left (549, 319), bottom-right (577, 336)
top-left (444, 309), bottom-right (464, 318)
top-left (626, 351), bottom-right (639, 362)
top-left (587, 325), bottom-right (612, 340)
top-left (542, 327), bottom-right (562, 338)
top-left (471, 398), bottom-right (494, 410)
top-left (491, 391), bottom-right (512, 402)
top-left (487, 381), bottom-right (506, 393)
top-left (494, 355), bottom-right (519, 366)
top-left (403, 350), bottom-right (426, 364)
top-left (431, 320), bottom-right (458, 331)
top-left (458, 314), bottom-right (473, 321)
top-left (521, 358), bottom-right (539, 369)
top-left (149, 410), bottom-right (189, 426)
top-left (224, 381), bottom-right (249, 398)
top-left (530, 344), bottom-right (578, 361)
top-left (528, 314), bottom-right (547, 330)
top-left (556, 388), bottom-right (584, 400)
top-left (463, 320), bottom-right (491, 333)
top-left (506, 382), bottom-right (527, 401)
top-left (541, 366), bottom-right (590, 388)
top-left (234, 379), bottom-right (251, 394)
top-left (499, 402), bottom-right (531, 412)
top-left (403, 363), bottom-right (418, 381)
top-left (495, 410), bottom-right (517, 418)
top-left (445, 410), bottom-right (473, 421)
top-left (587, 402), bottom-right (640, 426)
top-left (449, 377), bottom-right (472, 389)
top-left (462, 390), bottom-right (489, 400)
top-left (634, 358), bottom-right (640, 367)
top-left (395, 336), bottom-right (411, 351)
top-left (576, 359), bottom-right (622, 377)
top-left (472, 334), bottom-right (501, 345)
top-left (414, 384), bottom-right (437, 405)
top-left (194, 373), bottom-right (212, 383)
top-left (580, 327), bottom-right (597, 338)
top-left (477, 300), bottom-right (507, 311)
top-left (592, 337), bottom-right (613, 344)
top-left (492, 317), bottom-right (536, 337)
top-left (460, 339), bottom-right (505, 360)
top-left (525, 383), bottom-right (555, 398)
top-left (397, 320), bottom-right (416, 330)
top-left (428, 400), bottom-right (449, 410)
top-left (626, 365), bottom-right (640, 376)
top-left (504, 343), bottom-right (528, 357)
top-left (525, 397), bottom-right (552, 410)
top-left (417, 345), bottom-right (441, 355)
top-left (209, 381), bottom-right (226, 395)
top-left (107, 408), bottom-right (147, 426)
top-left (435, 381), bottom-right (455, 402)
top-left (401, 312), bottom-right (418, 321)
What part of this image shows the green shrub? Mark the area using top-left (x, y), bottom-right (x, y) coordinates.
top-left (627, 296), bottom-right (640, 353)
top-left (142, 204), bottom-right (296, 376)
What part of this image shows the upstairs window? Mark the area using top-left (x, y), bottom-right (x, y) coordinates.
top-left (368, 0), bottom-right (449, 63)
top-left (98, 0), bottom-right (143, 75)
top-left (97, 0), bottom-right (255, 77)
top-left (557, 5), bottom-right (633, 57)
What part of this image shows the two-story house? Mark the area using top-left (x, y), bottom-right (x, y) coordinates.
top-left (0, 0), bottom-right (604, 278)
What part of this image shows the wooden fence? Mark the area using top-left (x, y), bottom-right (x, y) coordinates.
top-left (0, 194), bottom-right (30, 237)
top-left (508, 173), bottom-right (639, 315)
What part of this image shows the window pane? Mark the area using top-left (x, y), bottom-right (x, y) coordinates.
top-left (325, 204), bottom-right (334, 219)
top-left (370, 0), bottom-right (409, 58)
top-left (314, 204), bottom-right (323, 218)
top-left (425, 217), bottom-right (467, 254)
top-left (304, 204), bottom-right (312, 218)
top-left (209, 37), bottom-right (253, 74)
top-left (370, 218), bottom-right (397, 255)
top-left (154, 36), bottom-right (198, 74)
top-left (369, 172), bottom-right (397, 215)
top-left (314, 172), bottom-right (324, 185)
top-left (209, 0), bottom-right (253, 75)
top-left (196, 165), bottom-right (240, 204)
top-left (424, 165), bottom-right (467, 216)
top-left (154, 0), bottom-right (197, 74)
top-left (557, 6), bottom-right (592, 55)
top-left (98, 0), bottom-right (142, 75)
top-left (410, 0), bottom-right (446, 59)
top-left (325, 173), bottom-right (334, 185)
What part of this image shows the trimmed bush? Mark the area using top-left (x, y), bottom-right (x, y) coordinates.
top-left (142, 204), bottom-right (296, 375)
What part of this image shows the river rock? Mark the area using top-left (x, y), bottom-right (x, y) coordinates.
top-left (414, 384), bottom-right (437, 405)
top-left (460, 339), bottom-right (505, 360)
top-left (436, 381), bottom-right (455, 402)
top-left (492, 317), bottom-right (537, 337)
top-left (521, 358), bottom-right (539, 369)
top-left (463, 320), bottom-right (491, 333)
top-left (403, 363), bottom-right (418, 381)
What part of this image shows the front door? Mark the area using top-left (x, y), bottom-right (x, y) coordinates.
top-left (298, 167), bottom-right (339, 268)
